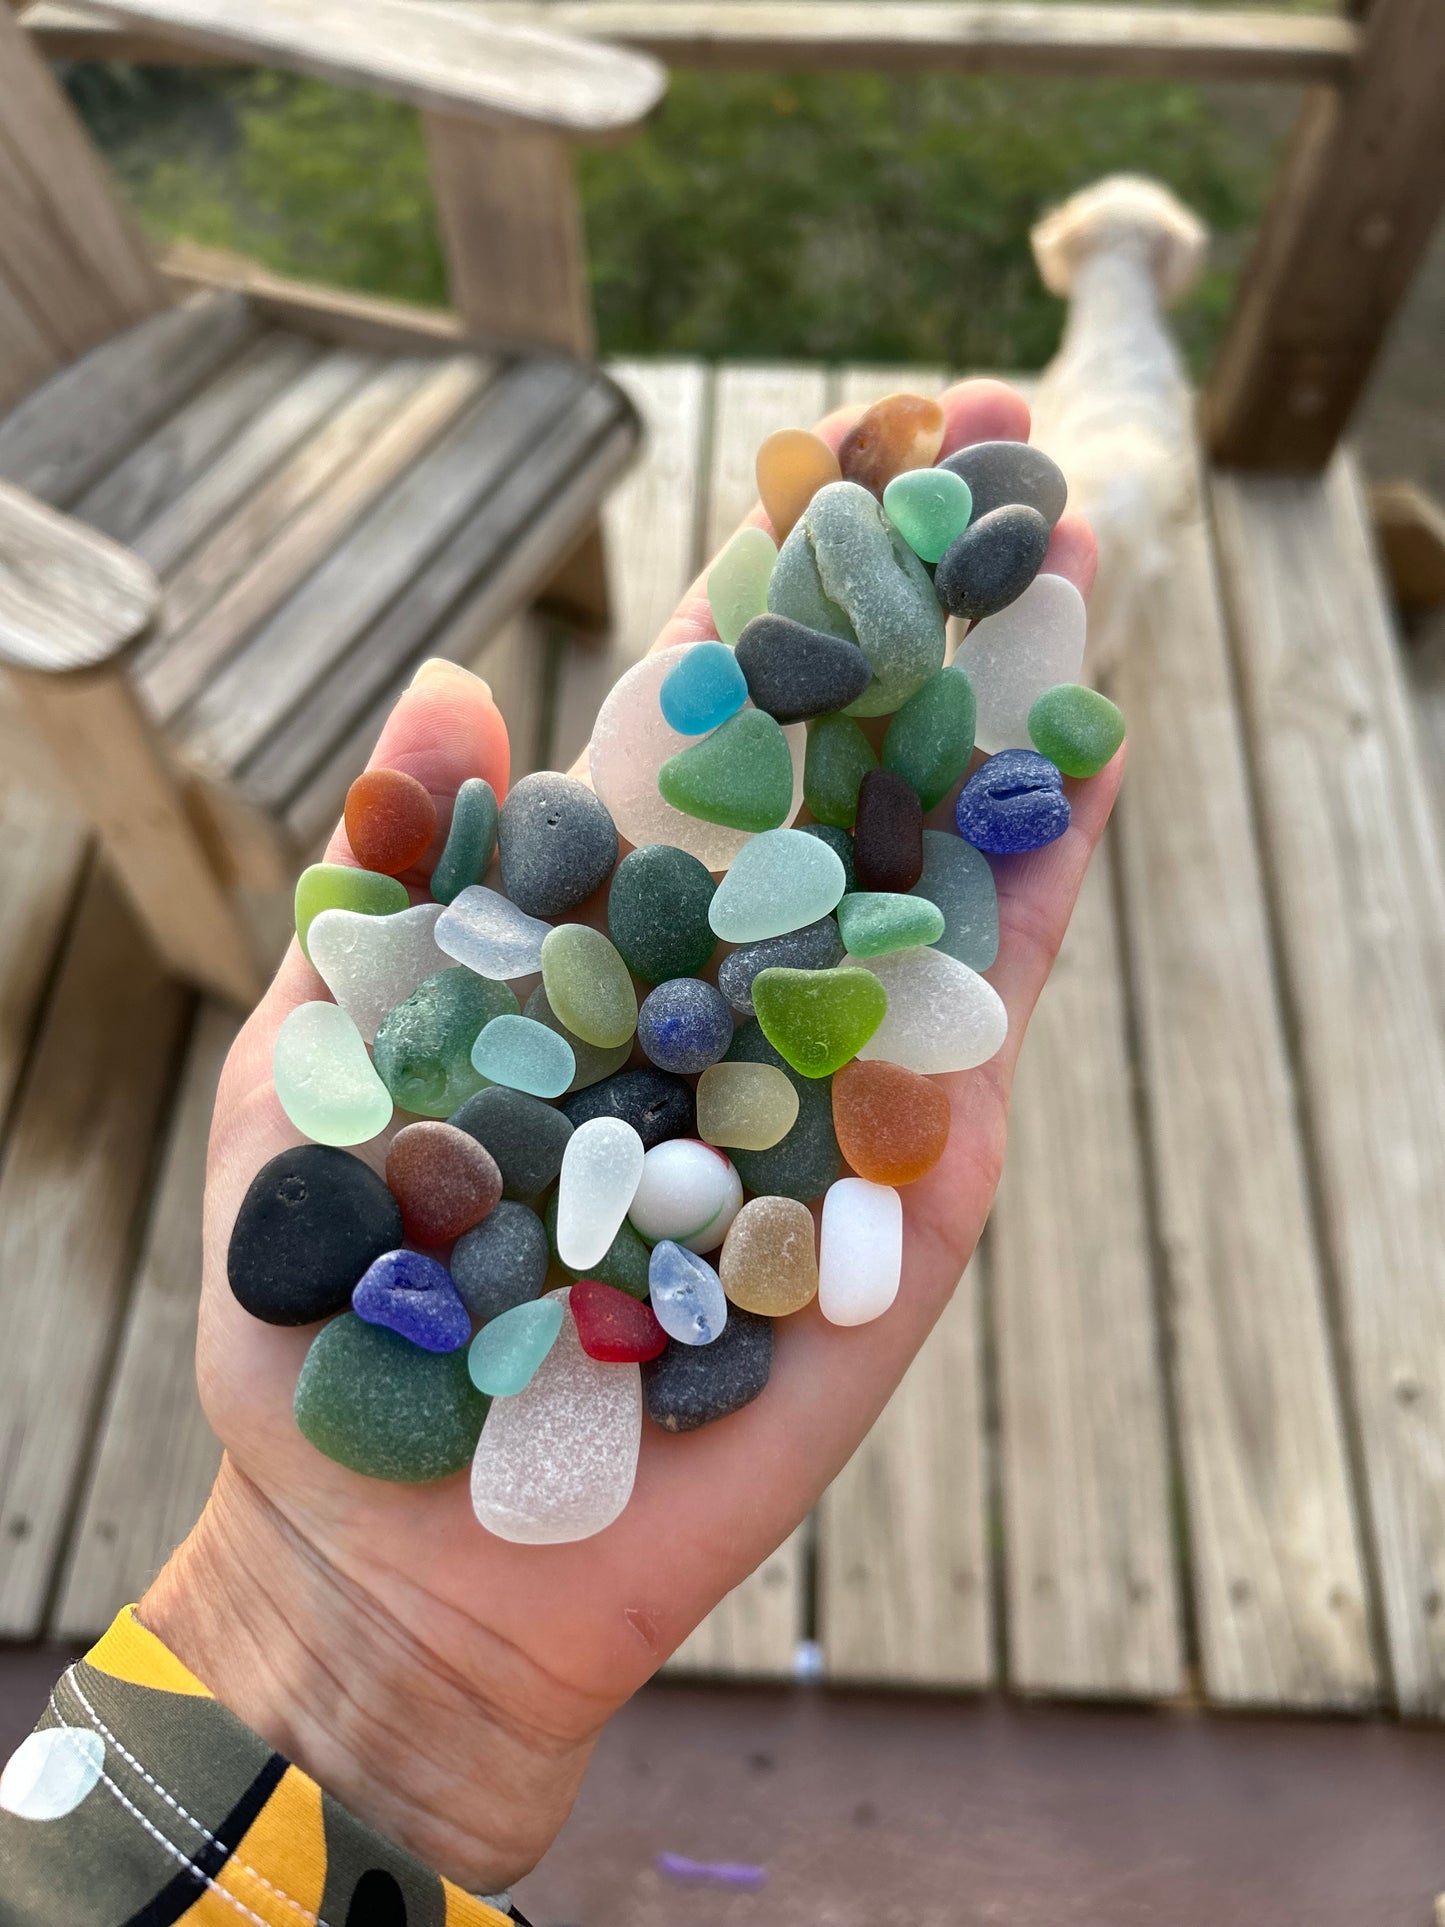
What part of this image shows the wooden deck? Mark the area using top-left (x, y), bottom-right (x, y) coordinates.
top-left (2, 357), bottom-right (1443, 1725)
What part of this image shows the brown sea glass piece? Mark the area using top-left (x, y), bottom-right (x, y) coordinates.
top-left (344, 767), bottom-right (437, 876)
top-left (832, 1058), bottom-right (951, 1185)
top-left (838, 392), bottom-right (945, 498)
top-left (853, 767), bottom-right (924, 893)
top-left (385, 1119), bottom-right (502, 1246)
top-left (755, 427), bottom-right (842, 541)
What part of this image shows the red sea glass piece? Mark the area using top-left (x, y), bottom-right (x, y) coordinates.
top-left (344, 767), bottom-right (438, 876)
top-left (570, 1279), bottom-right (669, 1362)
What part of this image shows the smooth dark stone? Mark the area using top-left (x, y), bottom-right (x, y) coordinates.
top-left (227, 1144), bottom-right (402, 1327)
top-left (940, 439), bottom-right (1068, 527)
top-left (636, 977), bottom-right (734, 1074)
top-left (545, 1190), bottom-right (652, 1297)
top-left (955, 748), bottom-right (1071, 854)
top-left (797, 823), bottom-right (859, 894)
top-left (497, 770), bottom-right (618, 917)
top-left (852, 767), bottom-right (924, 893)
top-left (451, 1200), bottom-right (551, 1322)
top-left (717, 916), bottom-right (846, 1016)
top-left (561, 1066), bottom-right (697, 1149)
top-left (934, 504), bottom-right (1051, 622)
top-left (724, 1020), bottom-right (841, 1202)
top-left (734, 614), bottom-right (874, 724)
top-left (448, 1085), bottom-right (574, 1199)
top-left (607, 844), bottom-right (716, 984)
top-left (643, 1307), bottom-right (773, 1432)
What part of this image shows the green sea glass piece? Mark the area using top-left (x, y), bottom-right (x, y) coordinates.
top-left (913, 828), bottom-right (998, 971)
top-left (804, 713), bottom-right (877, 828)
top-left (295, 1314), bottom-right (487, 1482)
top-left (523, 983), bottom-right (631, 1091)
top-left (658, 709), bottom-right (794, 832)
top-left (373, 966), bottom-right (517, 1118)
top-left (1028, 683), bottom-right (1126, 778)
top-left (431, 777), bottom-right (499, 905)
top-left (708, 525), bottom-right (777, 646)
top-left (468, 1296), bottom-right (565, 1397)
top-left (295, 863), bottom-right (407, 963)
top-left (471, 1014), bottom-right (575, 1099)
top-left (273, 1001), bottom-right (393, 1146)
top-left (751, 966), bottom-right (888, 1079)
top-left (608, 844), bottom-right (717, 983)
top-left (836, 891), bottom-right (945, 957)
top-left (882, 664), bottom-right (977, 810)
top-left (882, 465), bottom-right (973, 565)
top-left (546, 1191), bottom-right (651, 1298)
top-left (540, 924), bottom-right (638, 1049)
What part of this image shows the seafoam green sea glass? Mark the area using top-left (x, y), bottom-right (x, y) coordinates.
top-left (273, 1001), bottom-right (393, 1146)
top-left (708, 524), bottom-right (777, 646)
top-left (709, 828), bottom-right (846, 944)
top-left (658, 708), bottom-right (795, 833)
top-left (295, 863), bottom-right (408, 963)
top-left (751, 966), bottom-right (888, 1079)
top-left (471, 1014), bottom-right (576, 1100)
top-left (881, 664), bottom-right (977, 810)
top-left (373, 967), bottom-right (517, 1118)
top-left (468, 1296), bottom-right (565, 1397)
top-left (540, 925), bottom-right (638, 1049)
top-left (913, 828), bottom-right (998, 970)
top-left (882, 465), bottom-right (973, 564)
top-left (836, 891), bottom-right (945, 958)
top-left (804, 713), bottom-right (877, 829)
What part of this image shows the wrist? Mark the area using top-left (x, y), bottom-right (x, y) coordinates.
top-left (138, 1457), bottom-right (595, 1892)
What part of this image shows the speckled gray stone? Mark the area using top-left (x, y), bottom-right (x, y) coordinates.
top-left (294, 1314), bottom-right (488, 1481)
top-left (606, 844), bottom-right (716, 984)
top-left (545, 1190), bottom-right (652, 1298)
top-left (497, 770), bottom-right (618, 917)
top-left (724, 1020), bottom-right (841, 1202)
top-left (448, 1085), bottom-right (573, 1199)
top-left (636, 977), bottom-right (734, 1074)
top-left (734, 615), bottom-right (873, 724)
top-left (228, 1145), bottom-right (403, 1327)
top-left (717, 916), bottom-right (845, 1016)
top-left (450, 1200), bottom-right (550, 1322)
top-left (561, 1066), bottom-right (696, 1149)
top-left (934, 504), bottom-right (1051, 623)
top-left (523, 982), bottom-right (631, 1092)
top-left (940, 439), bottom-right (1068, 528)
top-left (643, 1307), bottom-right (773, 1431)
top-left (797, 823), bottom-right (859, 895)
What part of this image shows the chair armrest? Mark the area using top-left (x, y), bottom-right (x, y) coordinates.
top-left (0, 482), bottom-right (160, 673)
top-left (70, 0), bottom-right (666, 138)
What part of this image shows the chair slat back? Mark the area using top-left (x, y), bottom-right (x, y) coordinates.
top-left (0, 7), bottom-right (170, 412)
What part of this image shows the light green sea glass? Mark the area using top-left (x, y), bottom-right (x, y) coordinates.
top-left (295, 863), bottom-right (408, 963)
top-left (273, 1000), bottom-right (393, 1145)
top-left (1028, 683), bottom-right (1126, 778)
top-left (708, 525), bottom-right (777, 646)
top-left (751, 966), bottom-right (888, 1079)
top-left (540, 925), bottom-right (638, 1049)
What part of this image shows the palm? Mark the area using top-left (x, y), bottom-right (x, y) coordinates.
top-left (187, 378), bottom-right (1118, 1879)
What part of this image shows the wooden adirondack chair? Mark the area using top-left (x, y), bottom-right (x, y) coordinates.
top-left (0, 0), bottom-right (665, 1007)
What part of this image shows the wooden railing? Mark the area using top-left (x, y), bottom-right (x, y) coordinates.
top-left (23, 0), bottom-right (1445, 470)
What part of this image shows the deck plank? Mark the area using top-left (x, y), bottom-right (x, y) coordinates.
top-left (1106, 433), bottom-right (1378, 1710)
top-left (54, 1001), bottom-right (237, 1637)
top-left (0, 863), bottom-right (187, 1637)
top-left (0, 781), bottom-right (87, 1132)
top-left (1211, 455), bottom-right (1445, 1716)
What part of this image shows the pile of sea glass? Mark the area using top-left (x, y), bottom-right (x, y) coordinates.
top-left (226, 392), bottom-right (1125, 1545)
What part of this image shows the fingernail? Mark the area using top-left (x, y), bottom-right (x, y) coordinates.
top-left (410, 657), bottom-right (493, 701)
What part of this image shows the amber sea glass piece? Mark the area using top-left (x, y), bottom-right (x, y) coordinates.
top-left (838, 393), bottom-right (945, 498)
top-left (344, 767), bottom-right (438, 876)
top-left (755, 428), bottom-right (842, 541)
top-left (831, 1057), bottom-right (951, 1185)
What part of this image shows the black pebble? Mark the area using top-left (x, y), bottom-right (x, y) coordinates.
top-left (561, 1066), bottom-right (696, 1148)
top-left (448, 1086), bottom-right (574, 1199)
top-left (451, 1200), bottom-right (551, 1322)
top-left (643, 1308), bottom-right (774, 1432)
top-left (227, 1145), bottom-right (402, 1326)
top-left (734, 615), bottom-right (874, 724)
top-left (934, 504), bottom-right (1051, 622)
top-left (940, 439), bottom-right (1068, 527)
top-left (497, 770), bottom-right (618, 917)
top-left (852, 767), bottom-right (924, 893)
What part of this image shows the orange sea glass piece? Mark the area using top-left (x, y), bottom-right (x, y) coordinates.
top-left (831, 1057), bottom-right (951, 1185)
top-left (344, 767), bottom-right (437, 876)
top-left (755, 427), bottom-right (842, 540)
top-left (838, 393), bottom-right (945, 499)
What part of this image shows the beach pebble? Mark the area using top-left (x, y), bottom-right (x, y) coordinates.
top-left (470, 1290), bottom-right (641, 1543)
top-left (955, 748), bottom-right (1071, 854)
top-left (832, 1058), bottom-right (951, 1185)
top-left (556, 1117), bottom-right (647, 1270)
top-left (955, 573), bottom-right (1087, 754)
top-left (352, 1248), bottom-right (470, 1353)
top-left (471, 1014), bottom-right (576, 1099)
top-left (468, 1296), bottom-right (565, 1396)
top-left (373, 967), bottom-right (515, 1118)
top-left (708, 524), bottom-right (777, 646)
top-left (648, 1239), bottom-right (729, 1345)
top-left (882, 465), bottom-right (973, 564)
top-left (913, 829), bottom-right (999, 970)
top-left (695, 1061), bottom-right (799, 1151)
top-left (717, 916), bottom-right (845, 1016)
top-left (853, 768), bottom-right (924, 894)
top-left (880, 664), bottom-right (977, 811)
top-left (228, 1144), bottom-right (402, 1326)
top-left (852, 944), bottom-right (1008, 1073)
top-left (658, 707), bottom-right (796, 833)
top-left (719, 1194), bottom-right (818, 1316)
top-left (838, 392), bottom-right (945, 497)
top-left (660, 641), bottom-right (748, 735)
top-left (498, 771), bottom-right (618, 917)
top-left (435, 884), bottom-right (552, 980)
top-left (1028, 683), bottom-right (1125, 778)
top-left (295, 863), bottom-right (407, 963)
top-left (835, 891), bottom-right (944, 958)
top-left (570, 1280), bottom-right (669, 1362)
top-left (708, 827), bottom-right (846, 944)
top-left (637, 977), bottom-right (734, 1074)
top-left (431, 776), bottom-right (498, 905)
top-left (803, 713), bottom-right (876, 828)
top-left (607, 844), bottom-right (717, 984)
top-left (451, 1200), bottom-right (550, 1322)
top-left (756, 427), bottom-right (842, 540)
top-left (307, 902), bottom-right (448, 1043)
top-left (935, 504), bottom-right (1051, 622)
top-left (295, 1315), bottom-right (486, 1481)
top-left (273, 1001), bottom-right (392, 1146)
top-left (385, 1120), bottom-right (502, 1247)
top-left (561, 1065), bottom-right (697, 1150)
top-left (724, 1021), bottom-right (841, 1202)
top-left (818, 1177), bottom-right (903, 1325)
top-left (734, 615), bottom-right (873, 723)
top-left (644, 1307), bottom-right (773, 1432)
top-left (940, 439), bottom-right (1068, 527)
top-left (629, 1138), bottom-right (743, 1253)
top-left (540, 924), bottom-right (638, 1049)
top-left (450, 1086), bottom-right (574, 1199)
top-left (751, 965), bottom-right (888, 1079)
top-left (344, 767), bottom-right (437, 876)
top-left (523, 982), bottom-right (632, 1091)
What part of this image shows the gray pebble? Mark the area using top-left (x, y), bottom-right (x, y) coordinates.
top-left (448, 1085), bottom-right (573, 1199)
top-left (717, 916), bottom-right (845, 1016)
top-left (497, 771), bottom-right (618, 917)
top-left (451, 1200), bottom-right (550, 1322)
top-left (643, 1307), bottom-right (773, 1431)
top-left (940, 439), bottom-right (1068, 527)
top-left (734, 615), bottom-right (874, 723)
top-left (935, 504), bottom-right (1051, 622)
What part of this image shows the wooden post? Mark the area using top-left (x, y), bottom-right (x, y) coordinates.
top-left (1205, 0), bottom-right (1445, 470)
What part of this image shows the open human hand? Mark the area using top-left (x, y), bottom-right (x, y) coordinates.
top-left (140, 377), bottom-right (1119, 1895)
